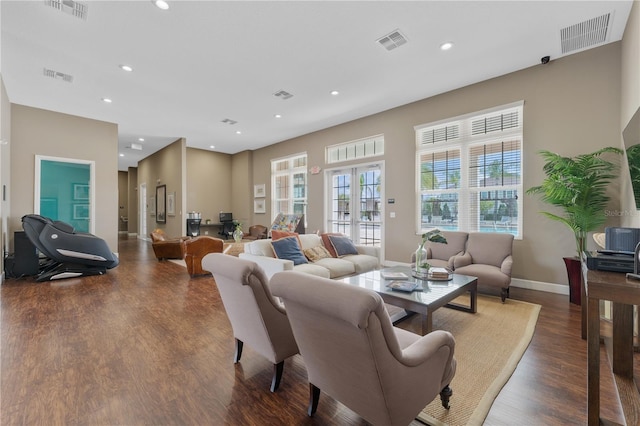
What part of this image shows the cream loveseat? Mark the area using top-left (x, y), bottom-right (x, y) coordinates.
top-left (239, 233), bottom-right (379, 279)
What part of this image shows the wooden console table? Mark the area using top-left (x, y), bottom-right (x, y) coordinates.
top-left (583, 266), bottom-right (640, 425)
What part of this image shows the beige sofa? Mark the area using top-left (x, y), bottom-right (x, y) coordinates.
top-left (239, 233), bottom-right (379, 279)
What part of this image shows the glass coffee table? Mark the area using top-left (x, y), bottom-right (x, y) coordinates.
top-left (339, 266), bottom-right (477, 335)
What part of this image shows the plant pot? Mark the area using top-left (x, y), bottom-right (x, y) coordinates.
top-left (563, 257), bottom-right (582, 306)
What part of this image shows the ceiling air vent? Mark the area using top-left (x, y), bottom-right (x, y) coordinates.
top-left (560, 13), bottom-right (610, 54)
top-left (43, 67), bottom-right (73, 83)
top-left (376, 30), bottom-right (408, 51)
top-left (221, 118), bottom-right (238, 125)
top-left (273, 90), bottom-right (293, 100)
top-left (127, 143), bottom-right (143, 151)
top-left (44, 0), bottom-right (88, 20)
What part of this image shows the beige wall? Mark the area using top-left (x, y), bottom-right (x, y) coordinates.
top-left (10, 104), bottom-right (119, 251)
top-left (127, 167), bottom-right (138, 235)
top-left (621, 1), bottom-right (640, 228)
top-left (138, 138), bottom-right (185, 238)
top-left (185, 147), bottom-right (233, 227)
top-left (251, 42), bottom-right (624, 287)
top-left (231, 150), bottom-right (252, 233)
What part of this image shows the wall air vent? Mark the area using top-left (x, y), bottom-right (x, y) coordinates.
top-left (43, 68), bottom-right (73, 83)
top-left (44, 0), bottom-right (88, 20)
top-left (273, 90), bottom-right (293, 100)
top-left (376, 30), bottom-right (408, 51)
top-left (221, 118), bottom-right (238, 125)
top-left (560, 13), bottom-right (610, 54)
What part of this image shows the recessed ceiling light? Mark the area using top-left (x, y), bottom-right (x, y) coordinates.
top-left (138, 138), bottom-right (145, 142)
top-left (153, 0), bottom-right (169, 10)
top-left (330, 90), bottom-right (339, 96)
top-left (236, 131), bottom-right (242, 135)
top-left (119, 153), bottom-right (124, 157)
top-left (440, 42), bottom-right (453, 51)
top-left (102, 98), bottom-right (112, 103)
top-left (119, 64), bottom-right (133, 72)
top-left (274, 114), bottom-right (282, 119)
top-left (210, 145), bottom-right (215, 149)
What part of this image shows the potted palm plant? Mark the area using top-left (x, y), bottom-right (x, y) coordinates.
top-left (526, 146), bottom-right (622, 305)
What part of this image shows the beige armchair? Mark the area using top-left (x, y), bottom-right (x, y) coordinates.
top-left (270, 271), bottom-right (456, 425)
top-left (453, 232), bottom-right (514, 302)
top-left (201, 253), bottom-right (298, 392)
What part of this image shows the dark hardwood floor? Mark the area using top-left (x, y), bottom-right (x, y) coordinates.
top-left (0, 235), bottom-right (632, 425)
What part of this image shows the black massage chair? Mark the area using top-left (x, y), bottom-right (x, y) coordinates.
top-left (21, 214), bottom-right (119, 282)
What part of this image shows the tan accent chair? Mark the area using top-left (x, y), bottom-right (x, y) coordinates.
top-left (201, 253), bottom-right (299, 392)
top-left (411, 231), bottom-right (468, 270)
top-left (453, 232), bottom-right (514, 302)
top-left (149, 229), bottom-right (188, 260)
top-left (183, 236), bottom-right (224, 277)
top-left (244, 224), bottom-right (268, 241)
top-left (270, 271), bottom-right (456, 425)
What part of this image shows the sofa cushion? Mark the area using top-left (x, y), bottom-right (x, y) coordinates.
top-left (313, 258), bottom-right (356, 278)
top-left (328, 235), bottom-right (359, 257)
top-left (341, 254), bottom-right (379, 274)
top-left (320, 232), bottom-right (344, 257)
top-left (271, 236), bottom-right (308, 265)
top-left (303, 245), bottom-right (332, 262)
top-left (246, 239), bottom-right (277, 257)
top-left (292, 263), bottom-right (331, 278)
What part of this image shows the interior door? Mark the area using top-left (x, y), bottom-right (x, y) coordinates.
top-left (326, 162), bottom-right (383, 246)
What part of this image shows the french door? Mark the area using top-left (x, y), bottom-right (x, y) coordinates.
top-left (325, 162), bottom-right (384, 246)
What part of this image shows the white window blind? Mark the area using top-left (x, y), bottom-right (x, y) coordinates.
top-left (326, 135), bottom-right (384, 164)
top-left (415, 102), bottom-right (523, 238)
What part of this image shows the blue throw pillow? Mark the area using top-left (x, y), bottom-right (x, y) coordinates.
top-left (271, 236), bottom-right (308, 265)
top-left (328, 235), bottom-right (358, 257)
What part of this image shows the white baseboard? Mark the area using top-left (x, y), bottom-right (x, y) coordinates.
top-left (381, 260), bottom-right (569, 295)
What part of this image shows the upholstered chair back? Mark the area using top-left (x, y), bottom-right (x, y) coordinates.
top-left (465, 232), bottom-right (514, 267)
top-left (270, 271), bottom-right (456, 426)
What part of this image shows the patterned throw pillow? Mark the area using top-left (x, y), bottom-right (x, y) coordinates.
top-left (328, 235), bottom-right (359, 257)
top-left (303, 245), bottom-right (332, 262)
top-left (271, 236), bottom-right (308, 265)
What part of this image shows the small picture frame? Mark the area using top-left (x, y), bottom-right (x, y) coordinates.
top-left (73, 204), bottom-right (89, 220)
top-left (73, 183), bottom-right (89, 200)
top-left (254, 183), bottom-right (266, 198)
top-left (167, 192), bottom-right (176, 216)
top-left (149, 196), bottom-right (155, 216)
top-left (254, 199), bottom-right (266, 214)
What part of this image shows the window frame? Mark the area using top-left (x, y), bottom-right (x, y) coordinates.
top-left (415, 101), bottom-right (524, 239)
top-left (270, 152), bottom-right (308, 222)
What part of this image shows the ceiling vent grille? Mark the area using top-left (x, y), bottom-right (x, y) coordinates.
top-left (221, 118), bottom-right (238, 125)
top-left (127, 143), bottom-right (143, 151)
top-left (43, 67), bottom-right (73, 83)
top-left (376, 30), bottom-right (408, 51)
top-left (44, 0), bottom-right (88, 20)
top-left (273, 90), bottom-right (293, 100)
top-left (560, 13), bottom-right (610, 54)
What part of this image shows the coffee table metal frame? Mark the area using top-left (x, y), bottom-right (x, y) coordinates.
top-left (339, 266), bottom-right (477, 335)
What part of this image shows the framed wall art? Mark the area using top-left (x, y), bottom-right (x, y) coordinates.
top-left (156, 185), bottom-right (166, 223)
top-left (254, 198), bottom-right (266, 214)
top-left (254, 183), bottom-right (266, 198)
top-left (167, 191), bottom-right (176, 216)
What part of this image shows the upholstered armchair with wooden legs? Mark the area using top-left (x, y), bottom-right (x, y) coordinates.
top-left (244, 224), bottom-right (268, 241)
top-left (201, 253), bottom-right (299, 392)
top-left (183, 236), bottom-right (224, 277)
top-left (149, 229), bottom-right (189, 260)
top-left (270, 271), bottom-right (457, 426)
top-left (453, 232), bottom-right (514, 302)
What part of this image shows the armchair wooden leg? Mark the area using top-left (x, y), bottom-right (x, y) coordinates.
top-left (308, 384), bottom-right (320, 416)
top-left (501, 287), bottom-right (510, 303)
top-left (440, 385), bottom-right (452, 409)
top-left (270, 361), bottom-right (284, 392)
top-left (234, 339), bottom-right (243, 363)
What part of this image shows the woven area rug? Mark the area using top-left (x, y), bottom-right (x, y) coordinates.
top-left (416, 295), bottom-right (541, 426)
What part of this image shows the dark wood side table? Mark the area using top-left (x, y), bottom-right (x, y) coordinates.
top-left (583, 265), bottom-right (640, 425)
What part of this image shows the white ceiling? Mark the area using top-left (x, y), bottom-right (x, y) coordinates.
top-left (1, 1), bottom-right (634, 171)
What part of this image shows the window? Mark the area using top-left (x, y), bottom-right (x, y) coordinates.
top-left (271, 153), bottom-right (307, 220)
top-left (415, 101), bottom-right (523, 238)
top-left (326, 134), bottom-right (384, 164)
